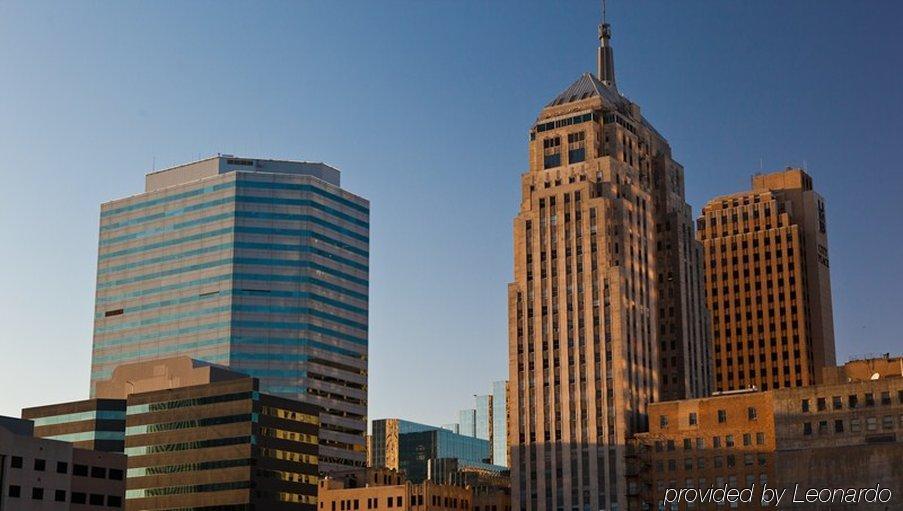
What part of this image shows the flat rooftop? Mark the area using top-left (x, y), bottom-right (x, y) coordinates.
top-left (145, 154), bottom-right (341, 192)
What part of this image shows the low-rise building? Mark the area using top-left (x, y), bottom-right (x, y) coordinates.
top-left (0, 416), bottom-right (126, 510)
top-left (318, 467), bottom-right (472, 511)
top-left (630, 357), bottom-right (903, 510)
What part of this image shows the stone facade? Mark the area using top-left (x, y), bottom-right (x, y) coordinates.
top-left (507, 21), bottom-right (710, 511)
top-left (697, 168), bottom-right (835, 391)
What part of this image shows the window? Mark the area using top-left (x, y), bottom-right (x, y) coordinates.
top-left (90, 494), bottom-right (104, 506)
top-left (32, 487), bottom-right (44, 500)
top-left (712, 436), bottom-right (721, 448)
top-left (756, 432), bottom-right (765, 445)
top-left (851, 419), bottom-right (861, 433)
top-left (91, 466), bottom-right (106, 479)
top-left (9, 485), bottom-right (21, 498)
top-left (57, 461), bottom-right (68, 474)
top-left (568, 132), bottom-right (586, 164)
top-left (689, 412), bottom-right (697, 426)
top-left (683, 438), bottom-right (692, 450)
top-left (817, 397), bottom-right (826, 411)
top-left (660, 415), bottom-right (669, 428)
top-left (71, 492), bottom-right (87, 504)
top-left (55, 490), bottom-right (66, 502)
top-left (109, 468), bottom-right (124, 481)
top-left (73, 464), bottom-right (88, 477)
top-left (543, 137), bottom-right (561, 169)
top-left (107, 495), bottom-right (123, 508)
top-left (801, 399), bottom-right (810, 412)
top-left (717, 410), bottom-right (727, 423)
top-left (10, 456), bottom-right (22, 469)
top-left (883, 416), bottom-right (894, 429)
top-left (818, 420), bottom-right (828, 433)
top-left (849, 395), bottom-right (858, 408)
top-left (881, 392), bottom-right (891, 405)
top-left (832, 396), bottom-right (842, 410)
top-left (396, 497), bottom-right (402, 507)
top-left (865, 393), bottom-right (875, 407)
top-left (834, 420), bottom-right (844, 433)
top-left (34, 458), bottom-right (46, 471)
top-left (743, 433), bottom-right (751, 446)
top-left (725, 434), bottom-right (734, 447)
top-left (866, 417), bottom-right (877, 431)
top-left (803, 422), bottom-right (812, 435)
top-left (388, 497), bottom-right (394, 508)
top-left (747, 407), bottom-right (757, 421)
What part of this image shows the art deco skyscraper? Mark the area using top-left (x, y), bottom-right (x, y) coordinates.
top-left (697, 168), bottom-right (836, 391)
top-left (507, 19), bottom-right (711, 511)
top-left (90, 156), bottom-right (369, 473)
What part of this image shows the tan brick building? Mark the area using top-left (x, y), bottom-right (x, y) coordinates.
top-left (318, 468), bottom-right (472, 511)
top-left (631, 357), bottom-right (903, 510)
top-left (507, 17), bottom-right (711, 511)
top-left (696, 168), bottom-right (835, 392)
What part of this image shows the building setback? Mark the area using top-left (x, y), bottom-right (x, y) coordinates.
top-left (507, 17), bottom-right (711, 511)
top-left (697, 168), bottom-right (836, 391)
top-left (23, 399), bottom-right (127, 453)
top-left (0, 416), bottom-right (126, 511)
top-left (89, 155), bottom-right (369, 472)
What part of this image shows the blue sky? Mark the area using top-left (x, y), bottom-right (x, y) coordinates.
top-left (0, 1), bottom-right (900, 425)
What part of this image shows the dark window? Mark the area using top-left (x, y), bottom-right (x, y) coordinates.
top-left (9, 485), bottom-right (21, 498)
top-left (55, 489), bottom-right (66, 502)
top-left (107, 495), bottom-right (123, 508)
top-left (32, 487), bottom-right (44, 500)
top-left (689, 412), bottom-right (697, 426)
top-left (108, 468), bottom-right (124, 480)
top-left (71, 492), bottom-right (87, 504)
top-left (73, 464), bottom-right (88, 477)
top-left (34, 459), bottom-right (46, 471)
top-left (91, 466), bottom-right (106, 479)
top-left (90, 494), bottom-right (104, 506)
top-left (717, 410), bottom-right (727, 423)
top-left (747, 407), bottom-right (757, 420)
top-left (10, 456), bottom-right (22, 469)
top-left (803, 422), bottom-right (812, 435)
top-left (834, 420), bottom-right (844, 433)
top-left (57, 461), bottom-right (68, 474)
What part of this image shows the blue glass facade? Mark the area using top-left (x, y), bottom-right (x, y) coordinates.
top-left (90, 157), bottom-right (369, 471)
top-left (397, 429), bottom-right (491, 483)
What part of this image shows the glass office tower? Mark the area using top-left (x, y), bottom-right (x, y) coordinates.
top-left (90, 156), bottom-right (369, 472)
top-left (491, 380), bottom-right (508, 467)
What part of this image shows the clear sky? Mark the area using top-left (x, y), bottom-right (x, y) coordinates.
top-left (0, 1), bottom-right (901, 426)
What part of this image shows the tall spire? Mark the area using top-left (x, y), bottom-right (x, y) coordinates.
top-left (597, 0), bottom-right (616, 89)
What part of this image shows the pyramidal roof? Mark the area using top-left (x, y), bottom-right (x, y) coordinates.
top-left (545, 72), bottom-right (627, 109)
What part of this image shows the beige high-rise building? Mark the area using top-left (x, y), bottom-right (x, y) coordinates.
top-left (696, 168), bottom-right (836, 392)
top-left (507, 18), bottom-right (711, 511)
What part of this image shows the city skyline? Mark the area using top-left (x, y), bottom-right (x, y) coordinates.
top-left (1, 0), bottom-right (902, 430)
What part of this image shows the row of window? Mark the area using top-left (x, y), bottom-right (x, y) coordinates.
top-left (328, 494), bottom-right (469, 511)
top-left (7, 456), bottom-right (123, 480)
top-left (659, 408), bottom-right (758, 429)
top-left (655, 452), bottom-right (768, 472)
top-left (5, 486), bottom-right (121, 507)
top-left (801, 390), bottom-right (900, 412)
top-left (654, 432), bottom-right (767, 453)
top-left (802, 414), bottom-right (901, 435)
